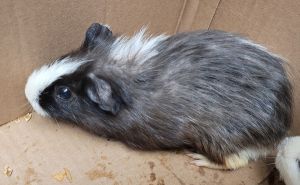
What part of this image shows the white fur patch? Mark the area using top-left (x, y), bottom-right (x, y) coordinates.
top-left (237, 148), bottom-right (269, 160)
top-left (223, 148), bottom-right (269, 169)
top-left (25, 58), bottom-right (87, 116)
top-left (276, 137), bottom-right (300, 185)
top-left (110, 28), bottom-right (168, 65)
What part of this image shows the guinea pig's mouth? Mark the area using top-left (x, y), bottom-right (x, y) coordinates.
top-left (25, 58), bottom-right (88, 116)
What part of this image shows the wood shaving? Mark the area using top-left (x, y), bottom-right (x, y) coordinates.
top-left (53, 170), bottom-right (65, 182)
top-left (24, 113), bottom-right (32, 122)
top-left (53, 168), bottom-right (72, 182)
top-left (3, 165), bottom-right (13, 176)
top-left (64, 168), bottom-right (72, 182)
top-left (14, 118), bottom-right (21, 123)
top-left (14, 112), bottom-right (32, 123)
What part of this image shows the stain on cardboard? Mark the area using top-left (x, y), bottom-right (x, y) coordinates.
top-left (85, 168), bottom-right (114, 180)
top-left (159, 158), bottom-right (186, 185)
top-left (23, 147), bottom-right (29, 153)
top-left (24, 167), bottom-right (37, 185)
top-left (100, 155), bottom-right (108, 160)
top-left (113, 181), bottom-right (120, 185)
top-left (97, 163), bottom-right (107, 170)
top-left (157, 178), bottom-right (165, 185)
top-left (198, 167), bottom-right (205, 176)
top-left (150, 172), bottom-right (156, 182)
top-left (174, 150), bottom-right (181, 154)
top-left (148, 161), bottom-right (155, 170)
top-left (127, 177), bottom-right (133, 184)
top-left (213, 173), bottom-right (219, 179)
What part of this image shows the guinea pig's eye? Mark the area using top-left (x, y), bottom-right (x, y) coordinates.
top-left (56, 86), bottom-right (72, 100)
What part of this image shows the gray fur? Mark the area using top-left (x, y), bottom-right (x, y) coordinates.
top-left (29, 24), bottom-right (293, 165)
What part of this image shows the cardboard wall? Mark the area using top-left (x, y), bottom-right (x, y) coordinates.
top-left (0, 0), bottom-right (299, 134)
top-left (0, 0), bottom-right (217, 125)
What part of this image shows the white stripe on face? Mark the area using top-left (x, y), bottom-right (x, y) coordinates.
top-left (25, 57), bottom-right (87, 116)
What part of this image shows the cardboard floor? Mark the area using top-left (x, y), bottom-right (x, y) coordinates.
top-left (0, 113), bottom-right (272, 185)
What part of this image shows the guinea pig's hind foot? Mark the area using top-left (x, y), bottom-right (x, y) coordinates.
top-left (187, 153), bottom-right (249, 170)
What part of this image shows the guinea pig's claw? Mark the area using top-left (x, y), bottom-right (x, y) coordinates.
top-left (186, 153), bottom-right (207, 160)
top-left (187, 152), bottom-right (249, 170)
top-left (187, 153), bottom-right (224, 169)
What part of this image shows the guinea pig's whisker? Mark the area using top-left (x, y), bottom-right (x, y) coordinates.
top-left (81, 99), bottom-right (96, 115)
top-left (82, 99), bottom-right (90, 106)
top-left (265, 162), bottom-right (276, 166)
top-left (54, 117), bottom-right (61, 129)
top-left (70, 109), bottom-right (80, 123)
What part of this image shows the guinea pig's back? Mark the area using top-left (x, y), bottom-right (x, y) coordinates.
top-left (142, 30), bottom-right (292, 148)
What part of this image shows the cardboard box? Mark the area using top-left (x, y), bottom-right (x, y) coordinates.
top-left (0, 0), bottom-right (299, 184)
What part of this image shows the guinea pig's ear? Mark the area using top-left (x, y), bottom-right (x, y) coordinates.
top-left (82, 23), bottom-right (113, 50)
top-left (85, 75), bottom-right (120, 115)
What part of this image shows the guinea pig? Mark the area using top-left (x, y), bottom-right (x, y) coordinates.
top-left (275, 136), bottom-right (300, 185)
top-left (25, 23), bottom-right (293, 170)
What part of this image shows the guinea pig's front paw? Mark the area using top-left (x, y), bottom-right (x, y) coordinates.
top-left (187, 153), bottom-right (249, 170)
top-left (187, 153), bottom-right (226, 170)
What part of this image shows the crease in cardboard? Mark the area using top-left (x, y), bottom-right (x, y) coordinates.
top-left (208, 0), bottom-right (222, 30)
top-left (174, 0), bottom-right (188, 33)
top-left (175, 0), bottom-right (200, 32)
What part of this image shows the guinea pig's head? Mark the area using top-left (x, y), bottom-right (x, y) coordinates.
top-left (25, 23), bottom-right (124, 122)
